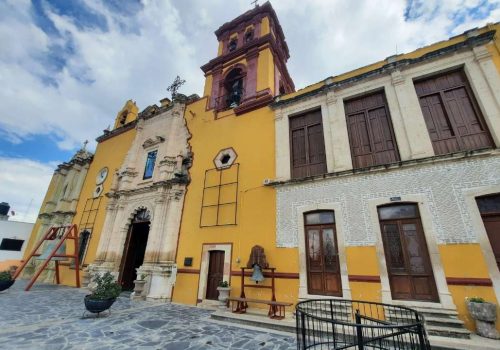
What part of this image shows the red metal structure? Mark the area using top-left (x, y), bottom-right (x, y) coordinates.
top-left (13, 224), bottom-right (80, 291)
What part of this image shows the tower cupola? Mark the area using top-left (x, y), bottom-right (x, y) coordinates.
top-left (201, 1), bottom-right (294, 115)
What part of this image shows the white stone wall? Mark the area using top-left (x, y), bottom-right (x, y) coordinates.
top-left (276, 154), bottom-right (500, 247)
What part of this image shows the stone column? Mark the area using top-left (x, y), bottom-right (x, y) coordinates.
top-left (143, 192), bottom-right (168, 265)
top-left (467, 47), bottom-right (500, 146)
top-left (274, 109), bottom-right (291, 180)
top-left (325, 91), bottom-right (353, 172)
top-left (389, 70), bottom-right (434, 159)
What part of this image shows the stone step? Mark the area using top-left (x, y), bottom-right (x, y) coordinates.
top-left (423, 316), bottom-right (465, 328)
top-left (410, 306), bottom-right (458, 317)
top-left (426, 324), bottom-right (470, 339)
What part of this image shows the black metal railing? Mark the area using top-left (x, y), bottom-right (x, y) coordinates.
top-left (296, 299), bottom-right (430, 350)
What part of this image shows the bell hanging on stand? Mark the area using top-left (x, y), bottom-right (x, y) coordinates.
top-left (36, 240), bottom-right (67, 261)
top-left (250, 264), bottom-right (265, 284)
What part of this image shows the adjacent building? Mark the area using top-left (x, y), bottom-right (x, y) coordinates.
top-left (271, 24), bottom-right (500, 334)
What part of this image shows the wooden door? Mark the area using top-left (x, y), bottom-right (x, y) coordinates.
top-left (305, 214), bottom-right (342, 296)
top-left (206, 250), bottom-right (225, 300)
top-left (477, 194), bottom-right (500, 270)
top-left (414, 70), bottom-right (493, 155)
top-left (344, 91), bottom-right (400, 168)
top-left (379, 205), bottom-right (438, 302)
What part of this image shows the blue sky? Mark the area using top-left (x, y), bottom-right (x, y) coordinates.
top-left (0, 0), bottom-right (499, 222)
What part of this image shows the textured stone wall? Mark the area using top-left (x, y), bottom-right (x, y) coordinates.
top-left (276, 154), bottom-right (500, 247)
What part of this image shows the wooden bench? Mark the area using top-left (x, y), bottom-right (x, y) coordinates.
top-left (228, 297), bottom-right (293, 320)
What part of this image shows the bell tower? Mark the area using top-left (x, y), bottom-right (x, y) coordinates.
top-left (201, 1), bottom-right (294, 115)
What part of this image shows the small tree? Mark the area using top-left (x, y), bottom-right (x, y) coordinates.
top-left (0, 271), bottom-right (12, 281)
top-left (88, 272), bottom-right (121, 300)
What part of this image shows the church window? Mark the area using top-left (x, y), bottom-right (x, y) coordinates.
top-left (143, 150), bottom-right (158, 180)
top-left (244, 30), bottom-right (254, 43)
top-left (414, 69), bottom-right (493, 155)
top-left (228, 38), bottom-right (238, 52)
top-left (289, 109), bottom-right (327, 179)
top-left (200, 164), bottom-right (239, 227)
top-left (344, 90), bottom-right (400, 168)
top-left (119, 112), bottom-right (127, 126)
top-left (223, 68), bottom-right (244, 109)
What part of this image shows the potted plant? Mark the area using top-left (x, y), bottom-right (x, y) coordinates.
top-left (0, 270), bottom-right (14, 292)
top-left (84, 272), bottom-right (121, 315)
top-left (217, 280), bottom-right (231, 308)
top-left (466, 296), bottom-right (499, 339)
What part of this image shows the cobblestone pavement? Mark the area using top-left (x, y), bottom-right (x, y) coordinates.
top-left (0, 280), bottom-right (296, 350)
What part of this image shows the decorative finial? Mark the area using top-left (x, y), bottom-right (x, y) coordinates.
top-left (167, 75), bottom-right (186, 99)
top-left (251, 0), bottom-right (258, 7)
top-left (82, 140), bottom-right (88, 150)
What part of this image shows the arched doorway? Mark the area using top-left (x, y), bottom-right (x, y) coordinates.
top-left (119, 209), bottom-right (150, 290)
top-left (378, 203), bottom-right (439, 302)
top-left (476, 193), bottom-right (500, 271)
top-left (304, 210), bottom-right (342, 296)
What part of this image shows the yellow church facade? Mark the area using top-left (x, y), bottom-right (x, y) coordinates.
top-left (20, 2), bottom-right (500, 337)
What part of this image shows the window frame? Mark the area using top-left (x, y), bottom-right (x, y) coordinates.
top-left (288, 108), bottom-right (328, 179)
top-left (143, 149), bottom-right (158, 180)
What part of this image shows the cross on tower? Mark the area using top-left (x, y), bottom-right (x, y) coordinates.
top-left (82, 140), bottom-right (88, 150)
top-left (251, 0), bottom-right (258, 7)
top-left (167, 75), bottom-right (186, 99)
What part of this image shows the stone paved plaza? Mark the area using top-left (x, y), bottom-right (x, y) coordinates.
top-left (0, 280), bottom-right (296, 350)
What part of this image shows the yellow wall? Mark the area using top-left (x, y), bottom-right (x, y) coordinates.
top-left (172, 96), bottom-right (298, 305)
top-left (58, 125), bottom-right (136, 286)
top-left (256, 48), bottom-right (275, 94)
top-left (260, 16), bottom-right (270, 36)
top-left (439, 244), bottom-right (500, 331)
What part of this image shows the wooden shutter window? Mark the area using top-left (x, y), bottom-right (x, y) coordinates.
top-left (414, 70), bottom-right (493, 155)
top-left (289, 110), bottom-right (327, 179)
top-left (344, 91), bottom-right (400, 168)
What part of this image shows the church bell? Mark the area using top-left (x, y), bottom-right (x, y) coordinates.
top-left (36, 240), bottom-right (67, 261)
top-left (250, 264), bottom-right (265, 284)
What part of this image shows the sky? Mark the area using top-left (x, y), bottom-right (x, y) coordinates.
top-left (0, 0), bottom-right (499, 223)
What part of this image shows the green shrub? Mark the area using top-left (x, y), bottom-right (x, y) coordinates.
top-left (0, 271), bottom-right (12, 281)
top-left (466, 296), bottom-right (485, 303)
top-left (89, 272), bottom-right (121, 300)
top-left (218, 280), bottom-right (230, 288)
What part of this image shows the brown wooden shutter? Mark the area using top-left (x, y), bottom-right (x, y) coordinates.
top-left (414, 70), bottom-right (493, 155)
top-left (289, 110), bottom-right (327, 179)
top-left (344, 91), bottom-right (400, 168)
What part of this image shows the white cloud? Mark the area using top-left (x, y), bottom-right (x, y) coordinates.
top-left (0, 157), bottom-right (55, 223)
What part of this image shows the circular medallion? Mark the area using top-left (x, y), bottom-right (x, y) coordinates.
top-left (96, 167), bottom-right (108, 185)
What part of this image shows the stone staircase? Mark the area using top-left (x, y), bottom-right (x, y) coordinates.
top-left (390, 306), bottom-right (470, 339)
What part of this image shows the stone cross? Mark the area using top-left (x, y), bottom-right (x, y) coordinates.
top-left (251, 0), bottom-right (258, 7)
top-left (167, 75), bottom-right (186, 99)
top-left (83, 140), bottom-right (88, 150)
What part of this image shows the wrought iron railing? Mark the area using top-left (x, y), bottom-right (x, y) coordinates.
top-left (296, 299), bottom-right (430, 350)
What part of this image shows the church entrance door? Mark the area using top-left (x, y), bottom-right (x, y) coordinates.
top-left (119, 210), bottom-right (150, 291)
